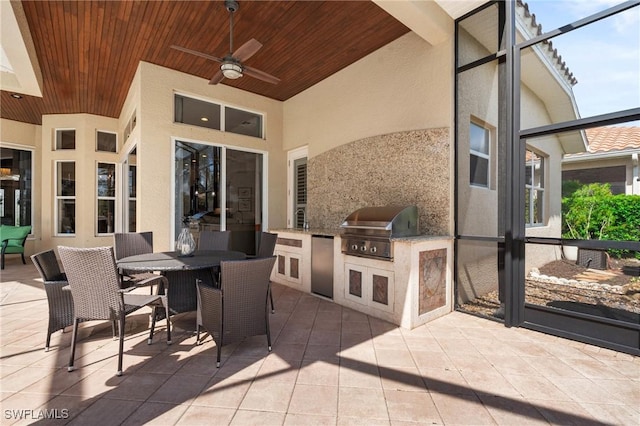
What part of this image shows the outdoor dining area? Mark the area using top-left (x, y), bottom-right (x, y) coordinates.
top-left (30, 230), bottom-right (279, 377)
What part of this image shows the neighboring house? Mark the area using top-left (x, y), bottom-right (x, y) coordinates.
top-left (563, 126), bottom-right (640, 195)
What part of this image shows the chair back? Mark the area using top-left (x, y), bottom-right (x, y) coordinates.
top-left (58, 246), bottom-right (123, 321)
top-left (31, 250), bottom-right (65, 281)
top-left (114, 232), bottom-right (153, 260)
top-left (199, 230), bottom-right (231, 251)
top-left (256, 232), bottom-right (278, 258)
top-left (219, 256), bottom-right (276, 343)
top-left (0, 225), bottom-right (31, 251)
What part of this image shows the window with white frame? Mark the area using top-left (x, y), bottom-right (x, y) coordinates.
top-left (469, 121), bottom-right (490, 187)
top-left (55, 129), bottom-right (76, 150)
top-left (56, 161), bottom-right (76, 234)
top-left (96, 130), bottom-right (117, 152)
top-left (525, 148), bottom-right (545, 226)
top-left (97, 162), bottom-right (116, 234)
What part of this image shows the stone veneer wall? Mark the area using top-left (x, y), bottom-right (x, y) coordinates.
top-left (307, 128), bottom-right (450, 235)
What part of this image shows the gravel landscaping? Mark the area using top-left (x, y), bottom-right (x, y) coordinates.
top-left (459, 258), bottom-right (640, 323)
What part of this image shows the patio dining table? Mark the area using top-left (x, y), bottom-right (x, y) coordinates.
top-left (117, 249), bottom-right (246, 315)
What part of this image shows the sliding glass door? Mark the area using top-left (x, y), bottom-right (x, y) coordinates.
top-left (174, 141), bottom-right (264, 255)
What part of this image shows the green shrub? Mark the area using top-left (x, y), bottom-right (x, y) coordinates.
top-left (562, 183), bottom-right (640, 259)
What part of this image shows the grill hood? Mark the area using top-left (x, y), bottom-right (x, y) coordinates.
top-left (341, 205), bottom-right (419, 238)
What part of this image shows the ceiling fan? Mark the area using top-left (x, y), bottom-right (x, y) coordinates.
top-left (171, 0), bottom-right (280, 85)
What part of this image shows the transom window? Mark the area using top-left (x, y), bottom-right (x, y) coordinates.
top-left (55, 129), bottom-right (76, 150)
top-left (174, 94), bottom-right (264, 139)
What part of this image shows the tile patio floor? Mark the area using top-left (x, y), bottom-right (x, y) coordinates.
top-left (1, 257), bottom-right (638, 425)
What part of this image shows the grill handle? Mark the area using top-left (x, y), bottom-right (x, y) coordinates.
top-left (341, 224), bottom-right (392, 231)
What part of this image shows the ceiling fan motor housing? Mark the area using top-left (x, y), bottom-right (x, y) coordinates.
top-left (225, 1), bottom-right (239, 13)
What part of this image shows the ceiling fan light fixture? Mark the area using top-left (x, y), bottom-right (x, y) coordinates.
top-left (221, 62), bottom-right (243, 79)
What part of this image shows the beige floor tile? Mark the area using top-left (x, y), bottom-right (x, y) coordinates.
top-left (578, 402), bottom-right (640, 425)
top-left (476, 394), bottom-right (549, 425)
top-left (1, 366), bottom-right (56, 392)
top-left (338, 387), bottom-right (388, 420)
top-left (379, 366), bottom-right (427, 392)
top-left (384, 389), bottom-right (441, 423)
top-left (60, 369), bottom-right (127, 397)
top-left (31, 394), bottom-right (97, 424)
top-left (240, 380), bottom-right (295, 412)
top-left (528, 398), bottom-right (601, 425)
top-left (175, 353), bottom-right (223, 376)
top-left (411, 350), bottom-right (456, 371)
top-left (374, 348), bottom-right (416, 369)
top-left (121, 402), bottom-right (189, 425)
top-left (419, 366), bottom-right (476, 396)
top-left (270, 342), bottom-right (308, 361)
top-left (522, 354), bottom-right (586, 379)
top-left (284, 413), bottom-right (337, 425)
top-left (590, 377), bottom-right (640, 406)
top-left (458, 369), bottom-right (521, 398)
top-left (66, 398), bottom-right (142, 426)
top-left (337, 418), bottom-right (390, 426)
top-left (146, 373), bottom-right (210, 404)
top-left (191, 375), bottom-right (251, 408)
top-left (257, 354), bottom-right (301, 383)
top-left (503, 373), bottom-right (571, 401)
top-left (288, 383), bottom-right (338, 416)
top-left (231, 409), bottom-right (287, 425)
top-left (214, 355), bottom-right (265, 379)
top-left (176, 405), bottom-right (236, 425)
top-left (339, 358), bottom-right (382, 389)
top-left (549, 376), bottom-right (615, 403)
top-left (99, 372), bottom-right (170, 401)
top-left (297, 359), bottom-right (340, 386)
top-left (304, 344), bottom-right (341, 361)
top-left (430, 392), bottom-right (497, 425)
top-left (20, 367), bottom-right (93, 395)
top-left (482, 353), bottom-right (541, 377)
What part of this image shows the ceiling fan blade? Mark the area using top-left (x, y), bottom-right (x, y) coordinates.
top-left (243, 65), bottom-right (280, 85)
top-left (209, 69), bottom-right (225, 85)
top-left (171, 45), bottom-right (223, 63)
top-left (233, 38), bottom-right (262, 62)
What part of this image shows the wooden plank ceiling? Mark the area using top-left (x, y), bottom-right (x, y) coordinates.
top-left (2, 1), bottom-right (409, 125)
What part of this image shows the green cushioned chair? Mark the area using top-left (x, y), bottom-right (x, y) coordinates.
top-left (1, 225), bottom-right (31, 269)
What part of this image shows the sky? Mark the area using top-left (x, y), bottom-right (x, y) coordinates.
top-left (525, 0), bottom-right (639, 123)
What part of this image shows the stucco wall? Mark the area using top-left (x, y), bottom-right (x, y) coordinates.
top-left (38, 114), bottom-right (120, 252)
top-left (283, 32), bottom-right (453, 158)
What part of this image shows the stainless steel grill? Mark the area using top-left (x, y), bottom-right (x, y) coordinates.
top-left (340, 205), bottom-right (419, 260)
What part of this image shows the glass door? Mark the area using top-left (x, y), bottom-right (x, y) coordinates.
top-left (226, 148), bottom-right (263, 255)
top-left (174, 141), bottom-right (264, 255)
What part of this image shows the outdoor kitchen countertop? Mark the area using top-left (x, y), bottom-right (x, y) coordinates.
top-left (270, 228), bottom-right (452, 241)
top-left (269, 228), bottom-right (340, 237)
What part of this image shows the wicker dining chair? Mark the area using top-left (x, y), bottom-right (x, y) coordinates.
top-left (31, 250), bottom-right (75, 352)
top-left (196, 256), bottom-right (276, 367)
top-left (198, 230), bottom-right (231, 251)
top-left (114, 232), bottom-right (164, 293)
top-left (254, 232), bottom-right (278, 313)
top-left (58, 246), bottom-right (172, 376)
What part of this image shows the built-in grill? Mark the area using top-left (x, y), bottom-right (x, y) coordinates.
top-left (340, 205), bottom-right (419, 260)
